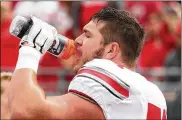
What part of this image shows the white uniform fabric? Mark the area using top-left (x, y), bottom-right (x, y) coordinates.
top-left (68, 59), bottom-right (167, 119)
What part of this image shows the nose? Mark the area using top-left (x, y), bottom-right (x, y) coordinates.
top-left (74, 34), bottom-right (83, 48)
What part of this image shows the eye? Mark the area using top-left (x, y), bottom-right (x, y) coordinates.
top-left (84, 33), bottom-right (90, 38)
top-left (86, 35), bottom-right (91, 38)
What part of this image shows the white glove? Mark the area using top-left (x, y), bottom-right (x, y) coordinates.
top-left (15, 16), bottom-right (57, 73)
top-left (20, 16), bottom-right (57, 54)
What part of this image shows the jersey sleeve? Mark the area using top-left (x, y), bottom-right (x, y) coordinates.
top-left (68, 74), bottom-right (117, 119)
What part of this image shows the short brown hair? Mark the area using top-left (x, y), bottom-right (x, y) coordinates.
top-left (91, 7), bottom-right (145, 66)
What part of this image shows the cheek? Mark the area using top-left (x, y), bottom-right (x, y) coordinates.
top-left (82, 45), bottom-right (98, 57)
top-left (81, 47), bottom-right (93, 58)
top-left (82, 38), bottom-right (101, 52)
top-left (80, 36), bottom-right (103, 58)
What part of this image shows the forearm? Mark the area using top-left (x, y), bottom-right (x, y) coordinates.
top-left (8, 47), bottom-right (46, 118)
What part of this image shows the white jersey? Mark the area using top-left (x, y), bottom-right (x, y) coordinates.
top-left (68, 59), bottom-right (167, 119)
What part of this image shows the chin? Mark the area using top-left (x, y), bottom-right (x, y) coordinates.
top-left (73, 59), bottom-right (88, 73)
top-left (73, 55), bottom-right (95, 72)
top-left (72, 59), bottom-right (83, 72)
top-left (73, 65), bottom-right (81, 73)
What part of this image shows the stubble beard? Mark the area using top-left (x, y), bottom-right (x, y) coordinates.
top-left (73, 46), bottom-right (105, 73)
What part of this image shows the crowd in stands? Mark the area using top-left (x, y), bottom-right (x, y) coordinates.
top-left (1, 1), bottom-right (181, 89)
top-left (1, 1), bottom-right (181, 119)
top-left (1, 1), bottom-right (181, 90)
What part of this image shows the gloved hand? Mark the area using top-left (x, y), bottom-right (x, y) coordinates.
top-left (20, 16), bottom-right (57, 54)
top-left (15, 16), bottom-right (57, 73)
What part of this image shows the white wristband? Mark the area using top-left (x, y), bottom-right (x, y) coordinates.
top-left (15, 46), bottom-right (42, 73)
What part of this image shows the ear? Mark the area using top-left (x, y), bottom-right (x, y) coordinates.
top-left (103, 42), bottom-right (120, 59)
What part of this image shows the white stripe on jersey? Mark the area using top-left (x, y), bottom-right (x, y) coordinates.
top-left (82, 66), bottom-right (130, 89)
top-left (76, 73), bottom-right (126, 100)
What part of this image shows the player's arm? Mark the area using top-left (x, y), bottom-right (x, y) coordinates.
top-left (8, 16), bottom-right (104, 119)
top-left (7, 16), bottom-right (64, 119)
top-left (8, 68), bottom-right (64, 119)
top-left (9, 68), bottom-right (104, 119)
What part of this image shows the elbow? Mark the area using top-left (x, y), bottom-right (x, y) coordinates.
top-left (10, 108), bottom-right (31, 119)
top-left (10, 102), bottom-right (46, 119)
top-left (10, 104), bottom-right (37, 119)
top-left (9, 100), bottom-right (31, 119)
top-left (9, 95), bottom-right (47, 119)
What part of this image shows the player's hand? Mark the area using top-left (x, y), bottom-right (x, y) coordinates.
top-left (20, 16), bottom-right (57, 54)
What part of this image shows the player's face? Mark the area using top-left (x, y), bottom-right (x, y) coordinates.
top-left (73, 20), bottom-right (106, 72)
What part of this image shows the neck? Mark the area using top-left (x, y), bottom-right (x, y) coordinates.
top-left (112, 59), bottom-right (136, 71)
top-left (121, 63), bottom-right (136, 71)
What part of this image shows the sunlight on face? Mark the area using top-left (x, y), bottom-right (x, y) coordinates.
top-left (73, 20), bottom-right (106, 72)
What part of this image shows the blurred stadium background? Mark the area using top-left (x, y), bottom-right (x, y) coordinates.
top-left (1, 1), bottom-right (181, 119)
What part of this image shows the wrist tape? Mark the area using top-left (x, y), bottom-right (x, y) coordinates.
top-left (15, 46), bottom-right (41, 73)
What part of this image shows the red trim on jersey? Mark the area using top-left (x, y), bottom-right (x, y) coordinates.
top-left (147, 103), bottom-right (161, 120)
top-left (162, 109), bottom-right (167, 120)
top-left (77, 68), bottom-right (129, 97)
top-left (69, 89), bottom-right (97, 103)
